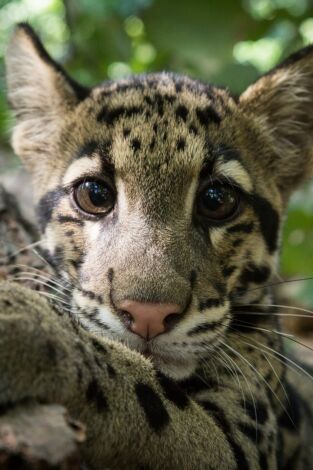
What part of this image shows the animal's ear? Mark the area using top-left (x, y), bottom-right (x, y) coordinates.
top-left (239, 46), bottom-right (313, 198)
top-left (5, 23), bottom-right (89, 173)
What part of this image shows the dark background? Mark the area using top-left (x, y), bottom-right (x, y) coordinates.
top-left (0, 0), bottom-right (312, 307)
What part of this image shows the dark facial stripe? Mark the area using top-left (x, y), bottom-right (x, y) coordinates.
top-left (199, 298), bottom-right (222, 311)
top-left (240, 263), bottom-right (271, 285)
top-left (135, 382), bottom-right (170, 432)
top-left (248, 194), bottom-right (279, 253)
top-left (187, 319), bottom-right (224, 336)
top-left (227, 222), bottom-right (254, 234)
top-left (36, 186), bottom-right (64, 231)
top-left (80, 289), bottom-right (103, 304)
top-left (57, 215), bottom-right (84, 226)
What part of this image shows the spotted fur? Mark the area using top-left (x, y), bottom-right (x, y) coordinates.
top-left (2, 23), bottom-right (313, 469)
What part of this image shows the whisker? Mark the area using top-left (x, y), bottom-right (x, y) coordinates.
top-left (233, 277), bottom-right (313, 298)
top-left (235, 312), bottom-right (313, 320)
top-left (8, 266), bottom-right (73, 293)
top-left (8, 275), bottom-right (70, 299)
top-left (0, 240), bottom-right (44, 264)
top-left (220, 339), bottom-right (295, 426)
top-left (233, 319), bottom-right (313, 359)
top-left (237, 303), bottom-right (313, 316)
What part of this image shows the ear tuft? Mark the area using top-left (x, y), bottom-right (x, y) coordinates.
top-left (5, 23), bottom-right (89, 171)
top-left (240, 46), bottom-right (313, 196)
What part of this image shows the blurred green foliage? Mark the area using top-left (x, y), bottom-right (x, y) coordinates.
top-left (0, 0), bottom-right (312, 302)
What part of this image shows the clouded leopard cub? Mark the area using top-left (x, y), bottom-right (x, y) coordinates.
top-left (3, 23), bottom-right (313, 469)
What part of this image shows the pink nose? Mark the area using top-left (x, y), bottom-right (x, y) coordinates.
top-left (117, 300), bottom-right (182, 339)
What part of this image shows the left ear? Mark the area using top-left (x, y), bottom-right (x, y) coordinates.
top-left (239, 45), bottom-right (313, 197)
top-left (5, 23), bottom-right (89, 176)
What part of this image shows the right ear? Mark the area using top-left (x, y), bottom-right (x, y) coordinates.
top-left (5, 23), bottom-right (89, 174)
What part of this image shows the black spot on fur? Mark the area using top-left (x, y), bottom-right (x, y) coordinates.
top-left (144, 95), bottom-right (153, 105)
top-left (178, 375), bottom-right (219, 394)
top-left (46, 340), bottom-right (58, 365)
top-left (196, 106), bottom-right (221, 126)
top-left (76, 141), bottom-right (98, 159)
top-left (199, 298), bottom-right (222, 311)
top-left (86, 379), bottom-right (108, 411)
top-left (240, 263), bottom-right (271, 285)
top-left (36, 187), bottom-right (64, 231)
top-left (131, 138), bottom-right (141, 152)
top-left (91, 338), bottom-right (107, 355)
top-left (238, 421), bottom-right (259, 442)
top-left (241, 399), bottom-right (268, 425)
top-left (157, 372), bottom-right (189, 410)
top-left (164, 94), bottom-right (176, 103)
top-left (189, 270), bottom-right (197, 288)
top-left (259, 451), bottom-right (269, 470)
top-left (189, 124), bottom-right (198, 135)
top-left (176, 137), bottom-right (186, 151)
top-left (107, 364), bottom-right (116, 378)
top-left (97, 105), bottom-right (142, 125)
top-left (175, 81), bottom-right (183, 93)
top-left (123, 128), bottom-right (131, 137)
top-left (222, 266), bottom-right (236, 277)
top-left (153, 122), bottom-right (158, 133)
top-left (232, 238), bottom-right (244, 248)
top-left (65, 230), bottom-right (75, 237)
top-left (175, 105), bottom-right (189, 122)
top-left (155, 94), bottom-right (164, 116)
top-left (228, 222), bottom-right (254, 234)
top-left (135, 383), bottom-right (170, 432)
top-left (199, 400), bottom-right (250, 470)
top-left (149, 137), bottom-right (156, 151)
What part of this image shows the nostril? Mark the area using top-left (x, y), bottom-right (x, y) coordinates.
top-left (163, 313), bottom-right (182, 331)
top-left (118, 309), bottom-right (133, 329)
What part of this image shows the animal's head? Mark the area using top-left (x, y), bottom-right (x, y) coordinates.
top-left (5, 24), bottom-right (313, 378)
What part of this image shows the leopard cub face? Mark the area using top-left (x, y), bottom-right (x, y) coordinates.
top-left (6, 24), bottom-right (313, 378)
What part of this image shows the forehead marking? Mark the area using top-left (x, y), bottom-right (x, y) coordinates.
top-left (215, 159), bottom-right (253, 193)
top-left (196, 106), bottom-right (221, 126)
top-left (63, 156), bottom-right (102, 185)
top-left (97, 105), bottom-right (142, 125)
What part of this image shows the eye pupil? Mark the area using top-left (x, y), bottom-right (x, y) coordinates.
top-left (87, 182), bottom-right (110, 207)
top-left (198, 184), bottom-right (239, 221)
top-left (74, 180), bottom-right (115, 215)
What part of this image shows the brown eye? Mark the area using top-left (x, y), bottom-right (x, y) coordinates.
top-left (74, 180), bottom-right (115, 215)
top-left (198, 184), bottom-right (240, 221)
